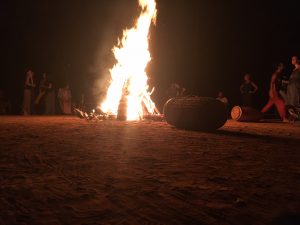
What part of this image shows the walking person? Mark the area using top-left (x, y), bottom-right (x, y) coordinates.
top-left (22, 69), bottom-right (35, 115)
top-left (261, 63), bottom-right (286, 121)
top-left (240, 73), bottom-right (258, 107)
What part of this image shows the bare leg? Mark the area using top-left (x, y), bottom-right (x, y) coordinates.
top-left (261, 99), bottom-right (274, 113)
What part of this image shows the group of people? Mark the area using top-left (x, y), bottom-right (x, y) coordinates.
top-left (261, 56), bottom-right (300, 121)
top-left (237, 56), bottom-right (300, 121)
top-left (165, 82), bottom-right (186, 99)
top-left (22, 55), bottom-right (300, 121)
top-left (214, 56), bottom-right (300, 122)
top-left (22, 69), bottom-right (72, 115)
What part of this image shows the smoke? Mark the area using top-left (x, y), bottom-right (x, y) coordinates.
top-left (90, 31), bottom-right (115, 101)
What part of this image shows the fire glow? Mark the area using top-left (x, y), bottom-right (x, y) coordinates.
top-left (100, 0), bottom-right (159, 121)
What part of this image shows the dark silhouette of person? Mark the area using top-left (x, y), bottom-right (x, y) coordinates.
top-left (240, 73), bottom-right (258, 107)
top-left (22, 69), bottom-right (36, 115)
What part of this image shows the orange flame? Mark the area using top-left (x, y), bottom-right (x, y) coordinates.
top-left (100, 0), bottom-right (157, 120)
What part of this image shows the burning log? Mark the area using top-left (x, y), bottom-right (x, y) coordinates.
top-left (231, 106), bottom-right (263, 122)
top-left (74, 107), bottom-right (111, 121)
top-left (163, 97), bottom-right (227, 131)
top-left (143, 114), bottom-right (165, 121)
top-left (74, 106), bottom-right (162, 122)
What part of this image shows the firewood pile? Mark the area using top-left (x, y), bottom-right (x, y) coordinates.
top-left (74, 108), bottom-right (115, 121)
top-left (74, 107), bottom-right (165, 122)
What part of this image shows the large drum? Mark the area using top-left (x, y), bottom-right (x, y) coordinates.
top-left (231, 106), bottom-right (263, 122)
top-left (163, 97), bottom-right (228, 131)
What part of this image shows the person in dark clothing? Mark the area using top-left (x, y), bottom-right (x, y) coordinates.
top-left (240, 73), bottom-right (258, 107)
top-left (34, 73), bottom-right (49, 114)
top-left (278, 74), bottom-right (289, 102)
top-left (286, 56), bottom-right (300, 107)
top-left (22, 69), bottom-right (36, 115)
top-left (286, 56), bottom-right (300, 120)
top-left (45, 77), bottom-right (55, 115)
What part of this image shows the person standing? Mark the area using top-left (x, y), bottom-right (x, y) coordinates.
top-left (58, 84), bottom-right (72, 114)
top-left (23, 69), bottom-right (35, 115)
top-left (286, 56), bottom-right (300, 108)
top-left (45, 77), bottom-right (55, 115)
top-left (216, 91), bottom-right (229, 106)
top-left (166, 82), bottom-right (186, 100)
top-left (35, 73), bottom-right (48, 105)
top-left (261, 63), bottom-right (286, 121)
top-left (240, 73), bottom-right (258, 107)
top-left (278, 74), bottom-right (289, 102)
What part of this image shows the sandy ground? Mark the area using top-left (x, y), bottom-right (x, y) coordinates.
top-left (0, 116), bottom-right (299, 225)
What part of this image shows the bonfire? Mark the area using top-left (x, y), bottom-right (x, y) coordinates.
top-left (98, 0), bottom-right (160, 121)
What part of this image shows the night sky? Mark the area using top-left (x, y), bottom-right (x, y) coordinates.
top-left (1, 0), bottom-right (300, 113)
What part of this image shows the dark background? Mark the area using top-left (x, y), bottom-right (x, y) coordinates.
top-left (1, 0), bottom-right (300, 113)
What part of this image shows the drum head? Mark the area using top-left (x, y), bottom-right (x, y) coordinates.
top-left (231, 106), bottom-right (242, 121)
